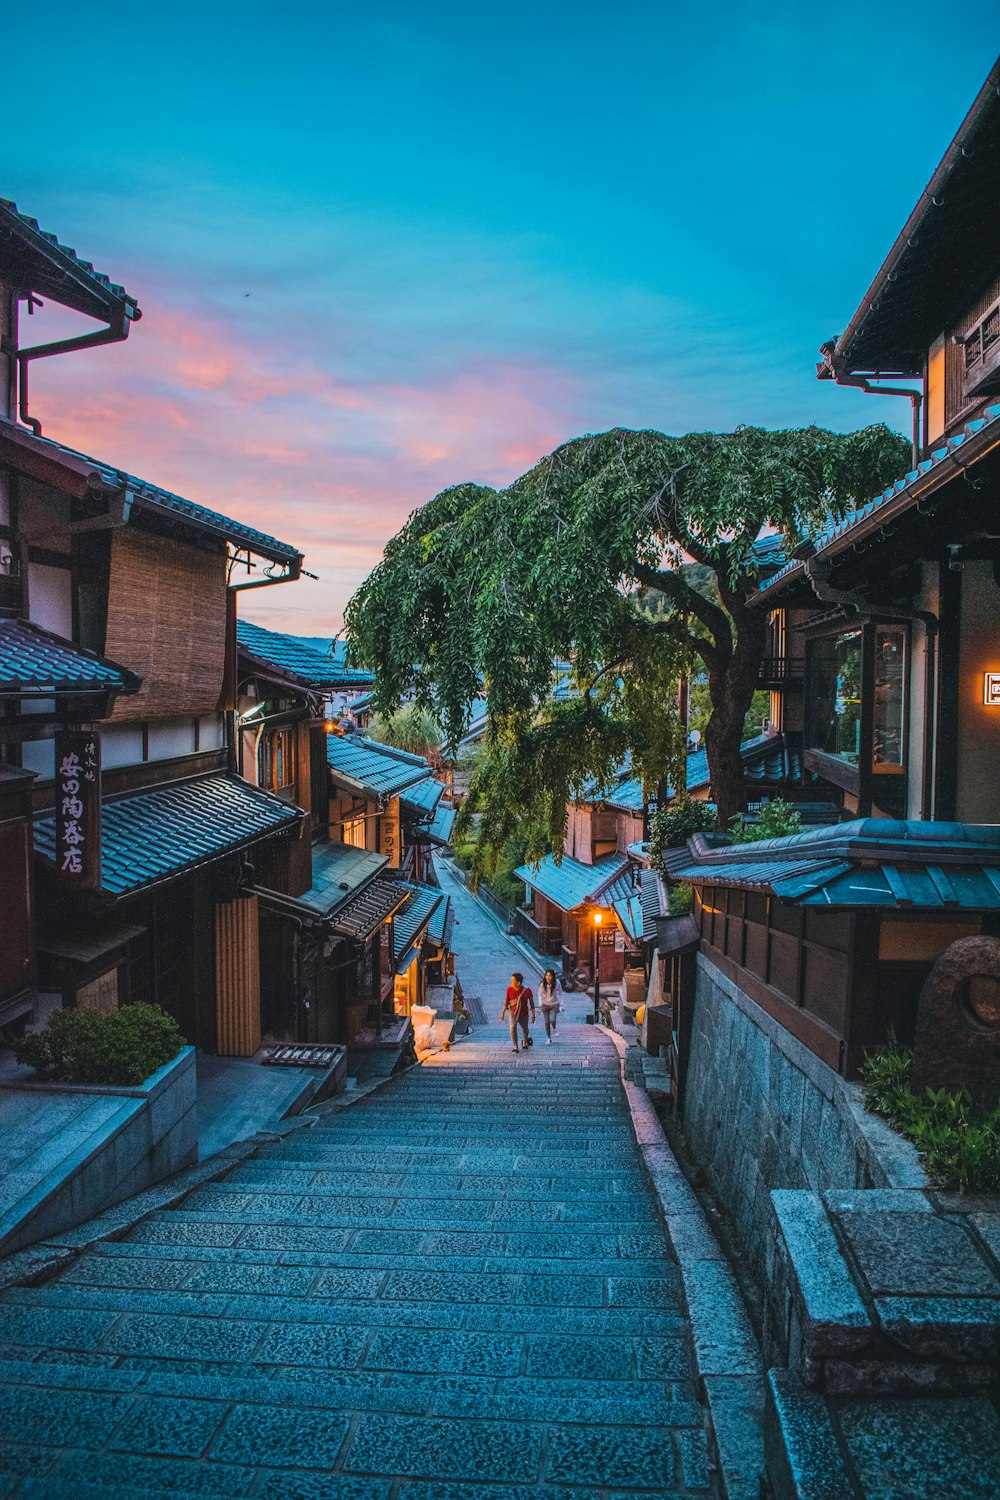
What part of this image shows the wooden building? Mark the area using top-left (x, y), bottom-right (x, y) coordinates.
top-left (0, 197), bottom-right (307, 1057)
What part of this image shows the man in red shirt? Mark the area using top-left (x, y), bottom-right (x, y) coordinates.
top-left (501, 972), bottom-right (535, 1054)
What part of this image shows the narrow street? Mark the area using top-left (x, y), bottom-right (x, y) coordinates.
top-left (0, 866), bottom-right (712, 1498)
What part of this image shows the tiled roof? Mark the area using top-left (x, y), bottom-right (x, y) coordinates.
top-left (0, 620), bottom-right (140, 697)
top-left (427, 894), bottom-right (454, 950)
top-left (392, 880), bottom-right (444, 966)
top-left (759, 403), bottom-right (1000, 602)
top-left (639, 868), bottom-right (668, 941)
top-left (604, 870), bottom-right (643, 943)
top-left (670, 818), bottom-right (1000, 910)
top-left (238, 620), bottom-right (374, 690)
top-left (423, 803), bottom-right (457, 848)
top-left (1, 198), bottom-right (139, 320)
top-left (33, 773), bottom-right (300, 898)
top-left (603, 777), bottom-right (645, 813)
top-left (515, 852), bottom-right (630, 914)
top-left (400, 776), bottom-right (445, 818)
top-left (287, 840), bottom-right (388, 920)
top-left (331, 877), bottom-right (409, 940)
top-left (326, 735), bottom-right (431, 799)
top-left (0, 419), bottom-right (302, 567)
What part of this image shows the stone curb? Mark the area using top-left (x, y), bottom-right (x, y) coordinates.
top-left (601, 1025), bottom-right (766, 1500)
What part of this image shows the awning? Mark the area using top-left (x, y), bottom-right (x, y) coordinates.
top-left (0, 619), bottom-right (140, 700)
top-left (604, 870), bottom-right (643, 944)
top-left (238, 619), bottom-right (373, 692)
top-left (427, 894), bottom-right (455, 952)
top-left (331, 878), bottom-right (410, 941)
top-left (415, 802), bottom-right (457, 848)
top-left (514, 852), bottom-right (629, 914)
top-left (33, 773), bottom-right (300, 898)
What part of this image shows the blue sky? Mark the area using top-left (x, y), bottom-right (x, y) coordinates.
top-left (6, 5), bottom-right (998, 630)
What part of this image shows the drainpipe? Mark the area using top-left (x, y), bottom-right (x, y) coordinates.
top-left (18, 302), bottom-right (135, 437)
top-left (817, 342), bottom-right (923, 469)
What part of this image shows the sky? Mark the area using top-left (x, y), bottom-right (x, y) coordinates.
top-left (5, 5), bottom-right (998, 634)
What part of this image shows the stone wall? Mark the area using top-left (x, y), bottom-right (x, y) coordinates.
top-left (682, 954), bottom-right (926, 1276)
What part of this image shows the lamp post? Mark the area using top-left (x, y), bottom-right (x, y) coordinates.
top-left (593, 910), bottom-right (602, 1023)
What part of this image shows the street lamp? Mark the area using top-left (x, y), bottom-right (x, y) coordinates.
top-left (593, 910), bottom-right (603, 1023)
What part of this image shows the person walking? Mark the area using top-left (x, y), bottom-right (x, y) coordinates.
top-left (539, 968), bottom-right (562, 1042)
top-left (501, 972), bottom-right (535, 1054)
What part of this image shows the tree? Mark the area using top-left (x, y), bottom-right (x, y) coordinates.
top-left (368, 704), bottom-right (443, 759)
top-left (346, 424), bottom-right (909, 831)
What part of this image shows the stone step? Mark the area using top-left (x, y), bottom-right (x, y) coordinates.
top-left (223, 1164), bottom-right (647, 1196)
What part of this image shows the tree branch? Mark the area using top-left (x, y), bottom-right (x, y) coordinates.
top-left (631, 562), bottom-right (732, 660)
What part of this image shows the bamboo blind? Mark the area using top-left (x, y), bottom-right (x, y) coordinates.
top-left (104, 529), bottom-right (227, 722)
top-left (215, 893), bottom-right (262, 1057)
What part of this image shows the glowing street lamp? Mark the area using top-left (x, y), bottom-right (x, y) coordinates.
top-left (593, 909), bottom-right (603, 1023)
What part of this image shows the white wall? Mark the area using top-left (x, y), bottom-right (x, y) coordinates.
top-left (101, 724), bottom-right (145, 770)
top-left (147, 720), bottom-right (197, 761)
top-left (28, 563), bottom-right (72, 636)
top-left (21, 738), bottom-right (55, 780)
top-left (198, 714), bottom-right (225, 750)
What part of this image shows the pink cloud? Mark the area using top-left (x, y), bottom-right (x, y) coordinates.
top-left (24, 285), bottom-right (588, 634)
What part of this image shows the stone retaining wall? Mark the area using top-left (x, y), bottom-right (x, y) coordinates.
top-left (682, 954), bottom-right (926, 1277)
top-left (0, 1046), bottom-right (198, 1254)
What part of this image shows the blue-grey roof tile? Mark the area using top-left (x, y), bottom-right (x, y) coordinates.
top-left (33, 773), bottom-right (299, 897)
top-left (326, 735), bottom-right (432, 799)
top-left (0, 620), bottom-right (139, 697)
top-left (1, 198), bottom-right (139, 318)
top-left (515, 851), bottom-right (629, 913)
top-left (392, 880), bottom-right (444, 965)
top-left (400, 776), bottom-right (446, 818)
top-left (238, 620), bottom-right (374, 690)
top-left (278, 839), bottom-right (388, 920)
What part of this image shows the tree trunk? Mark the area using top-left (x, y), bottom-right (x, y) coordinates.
top-left (703, 603), bottom-right (767, 827)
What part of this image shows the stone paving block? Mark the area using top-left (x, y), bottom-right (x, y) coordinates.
top-left (365, 1327), bottom-right (522, 1376)
top-left (460, 1304), bottom-right (686, 1337)
top-left (236, 1225), bottom-right (355, 1252)
top-left (526, 1334), bottom-right (634, 1380)
top-left (635, 1335), bottom-right (695, 1380)
top-left (60, 1256), bottom-right (192, 1290)
top-left (0, 1386), bottom-right (134, 1448)
top-left (836, 1393), bottom-right (1000, 1498)
top-left (130, 1217), bottom-right (244, 1247)
top-left (312, 1268), bottom-right (388, 1300)
top-left (101, 1312), bottom-right (267, 1362)
top-left (255, 1475), bottom-right (392, 1500)
top-left (0, 1305), bottom-right (116, 1353)
top-left (674, 1425), bottom-right (712, 1491)
top-left (6, 1286), bottom-right (233, 1321)
top-left (253, 1322), bottom-right (368, 1369)
top-left (763, 1368), bottom-right (854, 1500)
top-left (213, 1402), bottom-right (351, 1469)
top-left (873, 1296), bottom-right (1000, 1359)
top-left (838, 1210), bottom-right (1000, 1298)
top-left (0, 1445), bottom-right (57, 1480)
top-left (606, 1273), bottom-right (680, 1308)
top-left (381, 1269), bottom-right (517, 1303)
top-left (39, 1449), bottom-right (260, 1497)
top-left (516, 1274), bottom-right (605, 1307)
top-left (109, 1395), bottom-right (226, 1457)
top-left (345, 1413), bottom-right (543, 1483)
top-left (545, 1423), bottom-right (679, 1487)
top-left (681, 1259), bottom-right (762, 1378)
top-left (182, 1262), bottom-right (317, 1296)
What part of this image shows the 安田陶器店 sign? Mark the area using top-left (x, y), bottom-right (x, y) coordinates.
top-left (54, 729), bottom-right (101, 889)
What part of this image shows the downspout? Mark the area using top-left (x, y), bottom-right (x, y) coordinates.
top-left (18, 303), bottom-right (134, 437)
top-left (817, 342), bottom-right (922, 469)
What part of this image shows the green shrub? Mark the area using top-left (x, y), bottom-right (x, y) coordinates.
top-left (453, 841), bottom-right (479, 871)
top-left (862, 1036), bottom-right (1000, 1192)
top-left (667, 882), bottom-right (694, 918)
top-left (648, 799), bottom-right (716, 873)
top-left (14, 1003), bottom-right (185, 1087)
top-left (730, 798), bottom-right (802, 845)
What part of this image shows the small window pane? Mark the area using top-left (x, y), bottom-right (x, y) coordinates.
top-left (807, 630), bottom-right (863, 763)
top-left (873, 627), bottom-right (907, 771)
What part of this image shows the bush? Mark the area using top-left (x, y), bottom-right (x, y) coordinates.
top-left (14, 1003), bottom-right (185, 1087)
top-left (667, 882), bottom-right (693, 918)
top-left (648, 799), bottom-right (716, 873)
top-left (453, 841), bottom-right (478, 871)
top-left (862, 1036), bottom-right (1000, 1192)
top-left (730, 797), bottom-right (802, 845)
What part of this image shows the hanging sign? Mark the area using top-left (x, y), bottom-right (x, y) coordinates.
top-left (54, 729), bottom-right (101, 889)
top-left (378, 797), bottom-right (401, 867)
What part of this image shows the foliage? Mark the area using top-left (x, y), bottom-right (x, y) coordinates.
top-left (730, 798), bottom-right (802, 844)
top-left (667, 882), bottom-right (694, 917)
top-left (14, 1003), bottom-right (185, 1087)
top-left (368, 704), bottom-right (443, 756)
top-left (648, 798), bottom-right (717, 873)
top-left (452, 840), bottom-right (479, 872)
top-left (862, 1037), bottom-right (1000, 1192)
top-left (346, 423), bottom-right (910, 827)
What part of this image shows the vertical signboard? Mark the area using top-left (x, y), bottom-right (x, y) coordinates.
top-left (378, 796), bottom-right (401, 867)
top-left (54, 729), bottom-right (101, 890)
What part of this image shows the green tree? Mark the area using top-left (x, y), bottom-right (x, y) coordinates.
top-left (346, 424), bottom-right (908, 830)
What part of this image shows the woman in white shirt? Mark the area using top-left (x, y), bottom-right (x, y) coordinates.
top-left (539, 969), bottom-right (562, 1042)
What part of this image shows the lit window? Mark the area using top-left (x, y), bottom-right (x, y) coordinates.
top-left (873, 627), bottom-right (906, 772)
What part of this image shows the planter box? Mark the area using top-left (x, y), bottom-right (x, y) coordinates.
top-left (0, 1046), bottom-right (197, 1255)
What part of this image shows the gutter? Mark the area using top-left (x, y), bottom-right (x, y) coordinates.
top-left (18, 303), bottom-right (135, 438)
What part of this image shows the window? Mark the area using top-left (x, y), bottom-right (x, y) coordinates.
top-left (807, 630), bottom-right (863, 763)
top-left (261, 727), bottom-right (296, 800)
top-left (873, 627), bottom-right (906, 772)
top-left (343, 813), bottom-right (367, 849)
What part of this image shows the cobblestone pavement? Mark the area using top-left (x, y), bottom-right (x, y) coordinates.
top-left (0, 864), bottom-right (711, 1498)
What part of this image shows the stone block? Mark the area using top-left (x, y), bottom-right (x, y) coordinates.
top-left (769, 1191), bottom-right (872, 1371)
top-left (763, 1368), bottom-right (854, 1500)
top-left (838, 1210), bottom-right (1000, 1298)
top-left (836, 1392), bottom-right (1000, 1497)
